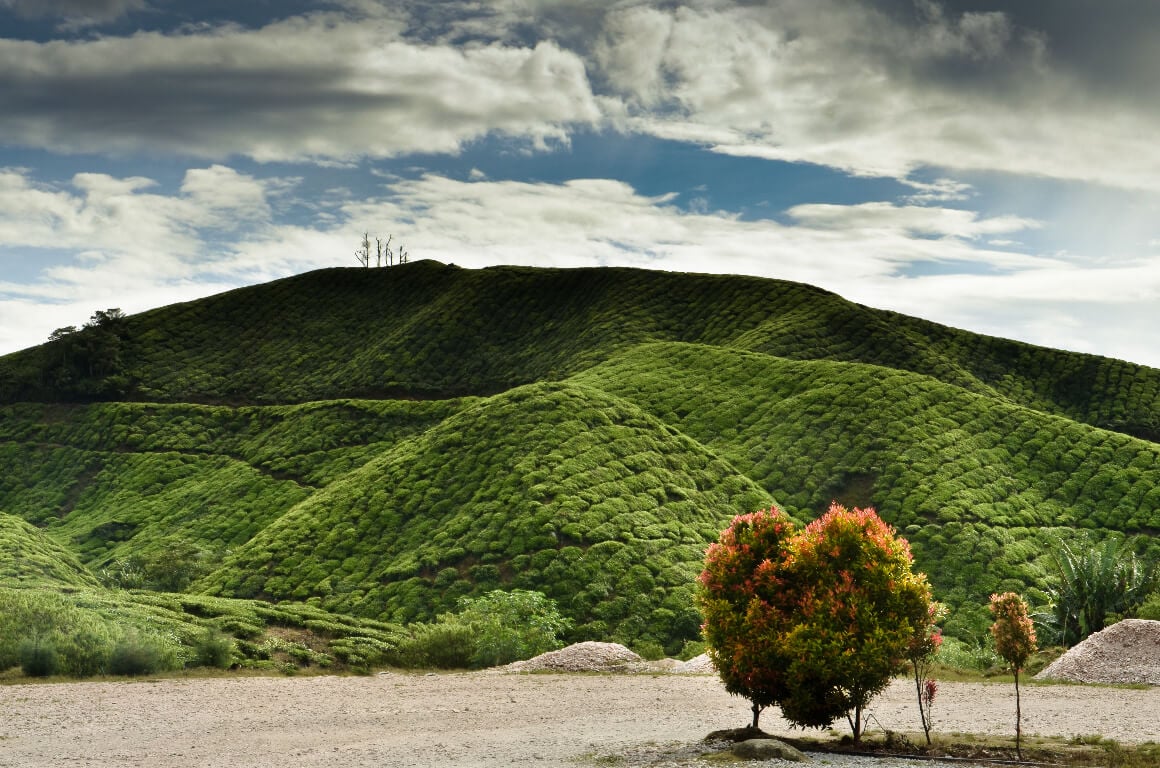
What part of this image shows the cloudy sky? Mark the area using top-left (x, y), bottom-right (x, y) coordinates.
top-left (1, 1), bottom-right (1158, 367)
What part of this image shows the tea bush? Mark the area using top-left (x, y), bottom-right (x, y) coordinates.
top-left (107, 631), bottom-right (174, 676)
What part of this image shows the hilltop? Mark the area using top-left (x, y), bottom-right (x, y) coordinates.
top-left (1, 261), bottom-right (1158, 649)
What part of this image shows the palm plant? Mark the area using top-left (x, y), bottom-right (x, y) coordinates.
top-left (1044, 536), bottom-right (1157, 646)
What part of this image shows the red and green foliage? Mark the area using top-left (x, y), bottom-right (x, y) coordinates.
top-left (698, 507), bottom-right (798, 728)
top-left (907, 602), bottom-right (947, 745)
top-left (698, 503), bottom-right (936, 742)
top-left (989, 592), bottom-right (1037, 759)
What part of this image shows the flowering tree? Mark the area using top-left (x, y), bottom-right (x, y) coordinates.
top-left (697, 507), bottom-right (797, 728)
top-left (906, 602), bottom-right (947, 745)
top-left (776, 505), bottom-right (935, 742)
top-left (990, 592), bottom-right (1037, 760)
top-left (698, 503), bottom-right (936, 743)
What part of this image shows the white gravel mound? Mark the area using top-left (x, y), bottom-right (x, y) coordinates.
top-left (501, 641), bottom-right (642, 672)
top-left (671, 653), bottom-right (715, 674)
top-left (1036, 618), bottom-right (1160, 685)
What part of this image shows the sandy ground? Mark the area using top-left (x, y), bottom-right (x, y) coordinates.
top-left (0, 673), bottom-right (1156, 767)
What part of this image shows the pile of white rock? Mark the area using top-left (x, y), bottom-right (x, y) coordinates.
top-left (1036, 618), bottom-right (1160, 685)
top-left (497, 643), bottom-right (718, 674)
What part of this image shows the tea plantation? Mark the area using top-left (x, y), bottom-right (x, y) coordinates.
top-left (1, 261), bottom-right (1158, 665)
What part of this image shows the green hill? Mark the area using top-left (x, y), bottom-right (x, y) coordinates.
top-left (0, 512), bottom-right (98, 588)
top-left (197, 381), bottom-right (771, 643)
top-left (1, 262), bottom-right (1158, 654)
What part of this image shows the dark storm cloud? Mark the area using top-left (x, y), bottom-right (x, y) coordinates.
top-left (853, 0), bottom-right (1160, 101)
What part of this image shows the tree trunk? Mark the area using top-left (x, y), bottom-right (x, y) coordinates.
top-left (848, 705), bottom-right (863, 744)
top-left (1014, 670), bottom-right (1023, 760)
top-left (915, 665), bottom-right (931, 745)
top-left (751, 702), bottom-right (762, 729)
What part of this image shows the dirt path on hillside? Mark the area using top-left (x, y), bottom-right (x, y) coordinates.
top-left (1, 673), bottom-right (1156, 767)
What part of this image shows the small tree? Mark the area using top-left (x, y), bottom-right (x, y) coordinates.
top-left (697, 507), bottom-right (798, 729)
top-left (698, 503), bottom-right (936, 742)
top-left (455, 589), bottom-right (571, 668)
top-left (777, 505), bottom-right (934, 742)
top-left (907, 602), bottom-right (946, 745)
top-left (990, 592), bottom-right (1037, 760)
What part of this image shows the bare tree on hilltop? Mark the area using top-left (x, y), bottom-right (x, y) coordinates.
top-left (356, 232), bottom-right (409, 267)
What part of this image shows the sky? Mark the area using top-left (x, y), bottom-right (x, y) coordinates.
top-left (1, 1), bottom-right (1158, 368)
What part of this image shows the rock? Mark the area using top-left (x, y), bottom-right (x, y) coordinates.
top-left (499, 642), bottom-right (642, 672)
top-left (671, 653), bottom-right (714, 674)
top-left (732, 738), bottom-right (809, 762)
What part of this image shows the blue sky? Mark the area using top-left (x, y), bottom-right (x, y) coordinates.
top-left (1, 0), bottom-right (1159, 367)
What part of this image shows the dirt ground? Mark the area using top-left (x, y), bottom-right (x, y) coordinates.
top-left (1, 673), bottom-right (1156, 767)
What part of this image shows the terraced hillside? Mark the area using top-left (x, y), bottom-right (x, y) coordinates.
top-left (1, 262), bottom-right (1158, 650)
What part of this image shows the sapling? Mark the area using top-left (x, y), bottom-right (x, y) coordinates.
top-left (990, 592), bottom-right (1037, 760)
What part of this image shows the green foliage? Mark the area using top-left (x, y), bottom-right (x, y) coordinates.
top-left (395, 621), bottom-right (476, 669)
top-left (1042, 535), bottom-right (1157, 646)
top-left (0, 512), bottom-right (98, 588)
top-left (107, 630), bottom-right (175, 675)
top-left (394, 589), bottom-right (570, 669)
top-left (0, 585), bottom-right (403, 677)
top-left (574, 341), bottom-right (1160, 639)
top-left (698, 504), bottom-right (934, 742)
top-left (197, 382), bottom-right (771, 647)
top-left (195, 630), bottom-right (236, 669)
top-left (456, 589), bottom-right (570, 668)
top-left (1135, 590), bottom-right (1160, 621)
top-left (19, 638), bottom-right (61, 677)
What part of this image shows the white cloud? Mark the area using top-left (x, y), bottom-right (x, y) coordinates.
top-left (0, 15), bottom-right (605, 162)
top-left (593, 0), bottom-right (1160, 193)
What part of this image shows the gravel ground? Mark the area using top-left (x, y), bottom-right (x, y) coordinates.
top-left (1, 672), bottom-right (1157, 768)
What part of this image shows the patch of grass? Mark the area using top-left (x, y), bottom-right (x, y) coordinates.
top-left (0, 585), bottom-right (405, 679)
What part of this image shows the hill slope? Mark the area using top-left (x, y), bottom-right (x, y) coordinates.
top-left (1, 262), bottom-right (1158, 650)
top-left (2, 262), bottom-right (1157, 442)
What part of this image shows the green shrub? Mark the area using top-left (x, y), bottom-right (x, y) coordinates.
top-left (108, 632), bottom-right (169, 676)
top-left (677, 639), bottom-right (706, 661)
top-left (20, 639), bottom-right (61, 677)
top-left (396, 621), bottom-right (475, 668)
top-left (59, 624), bottom-right (114, 677)
top-left (1136, 590), bottom-right (1160, 621)
top-left (455, 589), bottom-right (571, 668)
top-left (633, 639), bottom-right (666, 661)
top-left (194, 630), bottom-right (235, 669)
top-left (936, 635), bottom-right (998, 671)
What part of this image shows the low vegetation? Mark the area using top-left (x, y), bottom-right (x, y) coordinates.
top-left (0, 585), bottom-right (405, 678)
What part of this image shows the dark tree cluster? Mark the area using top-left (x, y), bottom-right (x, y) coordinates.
top-left (38, 308), bottom-right (133, 400)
